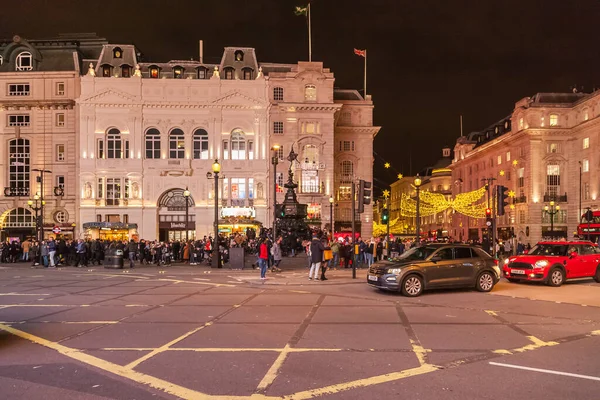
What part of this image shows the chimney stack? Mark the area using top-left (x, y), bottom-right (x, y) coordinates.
top-left (199, 40), bottom-right (203, 64)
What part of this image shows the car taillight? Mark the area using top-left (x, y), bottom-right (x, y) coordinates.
top-left (493, 259), bottom-right (499, 266)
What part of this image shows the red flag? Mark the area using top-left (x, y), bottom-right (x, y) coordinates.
top-left (354, 48), bottom-right (366, 57)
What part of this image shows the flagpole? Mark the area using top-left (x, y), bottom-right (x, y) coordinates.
top-left (363, 49), bottom-right (367, 98)
top-left (308, 3), bottom-right (312, 62)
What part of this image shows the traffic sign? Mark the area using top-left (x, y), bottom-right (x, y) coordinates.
top-left (52, 226), bottom-right (61, 234)
top-left (486, 221), bottom-right (492, 227)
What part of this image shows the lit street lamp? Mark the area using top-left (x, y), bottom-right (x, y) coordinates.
top-left (271, 145), bottom-right (280, 238)
top-left (544, 200), bottom-right (560, 238)
top-left (32, 168), bottom-right (52, 242)
top-left (183, 187), bottom-right (190, 242)
top-left (207, 160), bottom-right (222, 268)
top-left (27, 194), bottom-right (45, 242)
top-left (414, 174), bottom-right (422, 244)
top-left (329, 196), bottom-right (334, 238)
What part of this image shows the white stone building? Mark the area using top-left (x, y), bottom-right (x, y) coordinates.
top-left (451, 91), bottom-right (600, 245)
top-left (77, 43), bottom-right (378, 241)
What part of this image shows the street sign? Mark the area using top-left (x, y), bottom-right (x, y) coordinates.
top-left (486, 221), bottom-right (492, 227)
top-left (52, 226), bottom-right (61, 234)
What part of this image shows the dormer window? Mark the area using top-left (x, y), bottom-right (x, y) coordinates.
top-left (494, 126), bottom-right (499, 134)
top-left (197, 67), bottom-right (208, 79)
top-left (242, 67), bottom-right (253, 80)
top-left (549, 114), bottom-right (558, 126)
top-left (224, 67), bottom-right (235, 80)
top-left (304, 84), bottom-right (317, 101)
top-left (149, 66), bottom-right (160, 79)
top-left (121, 65), bottom-right (131, 78)
top-left (113, 47), bottom-right (123, 58)
top-left (504, 121), bottom-right (509, 130)
top-left (234, 50), bottom-right (244, 61)
top-left (15, 52), bottom-right (33, 71)
top-left (101, 64), bottom-right (112, 77)
top-left (173, 66), bottom-right (184, 79)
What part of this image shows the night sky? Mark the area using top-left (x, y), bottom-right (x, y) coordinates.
top-left (2, 0), bottom-right (600, 192)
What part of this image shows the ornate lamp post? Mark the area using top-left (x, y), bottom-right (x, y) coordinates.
top-left (271, 145), bottom-right (280, 238)
top-left (207, 160), bottom-right (222, 268)
top-left (414, 174), bottom-right (422, 244)
top-left (32, 168), bottom-right (51, 242)
top-left (329, 196), bottom-right (334, 238)
top-left (27, 194), bottom-right (45, 242)
top-left (183, 187), bottom-right (190, 242)
top-left (544, 200), bottom-right (560, 237)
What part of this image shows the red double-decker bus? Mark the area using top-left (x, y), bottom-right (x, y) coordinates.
top-left (577, 210), bottom-right (600, 242)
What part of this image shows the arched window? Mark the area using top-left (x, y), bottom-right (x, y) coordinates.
top-left (234, 50), bottom-right (244, 61)
top-left (101, 64), bottom-right (113, 77)
top-left (173, 66), bottom-right (184, 79)
top-left (113, 47), bottom-right (123, 58)
top-left (149, 65), bottom-right (160, 79)
top-left (121, 64), bottom-right (132, 77)
top-left (2, 208), bottom-right (35, 228)
top-left (242, 67), bottom-right (253, 80)
top-left (16, 52), bottom-right (33, 71)
top-left (107, 128), bottom-right (123, 159)
top-left (8, 138), bottom-right (30, 194)
top-left (223, 67), bottom-right (235, 80)
top-left (230, 129), bottom-right (246, 159)
top-left (304, 84), bottom-right (317, 101)
top-left (273, 87), bottom-right (284, 101)
top-left (193, 129), bottom-right (209, 159)
top-left (145, 128), bottom-right (161, 159)
top-left (341, 160), bottom-right (353, 178)
top-left (197, 67), bottom-right (208, 79)
top-left (169, 128), bottom-right (185, 159)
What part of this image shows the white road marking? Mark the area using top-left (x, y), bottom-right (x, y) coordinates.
top-left (489, 362), bottom-right (600, 382)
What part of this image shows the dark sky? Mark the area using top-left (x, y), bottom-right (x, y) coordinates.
top-left (2, 0), bottom-right (599, 191)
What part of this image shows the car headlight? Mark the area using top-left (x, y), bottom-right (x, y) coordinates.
top-left (387, 268), bottom-right (402, 274)
top-left (534, 260), bottom-right (549, 268)
top-left (504, 258), bottom-right (510, 265)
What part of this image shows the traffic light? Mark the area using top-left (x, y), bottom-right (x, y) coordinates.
top-left (496, 185), bottom-right (509, 216)
top-left (381, 209), bottom-right (389, 224)
top-left (358, 180), bottom-right (372, 213)
top-left (485, 208), bottom-right (493, 227)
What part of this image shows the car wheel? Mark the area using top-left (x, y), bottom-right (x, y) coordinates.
top-left (594, 266), bottom-right (600, 283)
top-left (476, 271), bottom-right (495, 292)
top-left (401, 274), bottom-right (423, 297)
top-left (547, 267), bottom-right (565, 287)
top-left (507, 278), bottom-right (519, 283)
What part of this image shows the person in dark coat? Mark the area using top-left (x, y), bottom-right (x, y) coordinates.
top-left (308, 234), bottom-right (324, 281)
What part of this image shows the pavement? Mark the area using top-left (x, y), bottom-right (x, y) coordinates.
top-left (0, 256), bottom-right (599, 399)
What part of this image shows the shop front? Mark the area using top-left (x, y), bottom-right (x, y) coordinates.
top-left (83, 222), bottom-right (139, 242)
top-left (0, 207), bottom-right (35, 242)
top-left (334, 221), bottom-right (362, 240)
top-left (159, 219), bottom-right (195, 242)
top-left (219, 207), bottom-right (262, 235)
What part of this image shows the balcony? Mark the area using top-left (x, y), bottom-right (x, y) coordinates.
top-left (3, 187), bottom-right (30, 197)
top-left (543, 193), bottom-right (567, 203)
top-left (221, 199), bottom-right (254, 207)
top-left (513, 195), bottom-right (527, 204)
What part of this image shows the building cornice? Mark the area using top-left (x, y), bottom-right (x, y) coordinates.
top-left (0, 100), bottom-right (75, 110)
top-left (335, 125), bottom-right (381, 137)
top-left (278, 103), bottom-right (343, 112)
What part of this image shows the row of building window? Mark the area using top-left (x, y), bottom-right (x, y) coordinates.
top-left (6, 82), bottom-right (64, 96)
top-left (6, 113), bottom-right (66, 128)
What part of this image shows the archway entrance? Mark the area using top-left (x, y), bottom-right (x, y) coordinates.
top-left (157, 188), bottom-right (195, 241)
top-left (0, 207), bottom-right (35, 242)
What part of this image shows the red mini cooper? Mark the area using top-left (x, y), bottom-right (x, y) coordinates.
top-left (503, 241), bottom-right (600, 286)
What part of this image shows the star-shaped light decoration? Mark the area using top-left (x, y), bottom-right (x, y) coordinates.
top-left (383, 189), bottom-right (390, 198)
top-left (383, 203), bottom-right (388, 209)
top-left (384, 162), bottom-right (391, 169)
top-left (509, 204), bottom-right (515, 210)
top-left (508, 190), bottom-right (516, 198)
top-left (512, 159), bottom-right (518, 166)
top-left (397, 173), bottom-right (403, 179)
top-left (499, 170), bottom-right (505, 176)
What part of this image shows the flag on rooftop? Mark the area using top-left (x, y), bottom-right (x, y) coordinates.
top-left (354, 48), bottom-right (366, 57)
top-left (295, 6), bottom-right (308, 16)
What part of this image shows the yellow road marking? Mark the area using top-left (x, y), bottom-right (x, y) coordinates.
top-left (125, 322), bottom-right (214, 369)
top-left (485, 310), bottom-right (498, 317)
top-left (493, 335), bottom-right (559, 355)
top-left (282, 364), bottom-right (438, 400)
top-left (410, 340), bottom-right (430, 366)
top-left (257, 344), bottom-right (291, 391)
top-left (590, 330), bottom-right (600, 336)
top-left (0, 323), bottom-right (267, 400)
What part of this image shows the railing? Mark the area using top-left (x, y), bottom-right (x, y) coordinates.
top-left (3, 187), bottom-right (30, 197)
top-left (221, 199), bottom-right (253, 207)
top-left (543, 193), bottom-right (567, 202)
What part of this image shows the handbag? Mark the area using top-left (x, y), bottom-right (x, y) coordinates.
top-left (323, 249), bottom-right (333, 261)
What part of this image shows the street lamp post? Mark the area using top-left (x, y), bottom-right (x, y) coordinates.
top-left (27, 194), bottom-right (44, 242)
top-left (32, 169), bottom-right (52, 242)
top-left (544, 200), bottom-right (560, 238)
top-left (271, 145), bottom-right (280, 238)
top-left (212, 160), bottom-right (221, 268)
top-left (183, 187), bottom-right (190, 242)
top-left (329, 196), bottom-right (334, 238)
top-left (414, 174), bottom-right (422, 244)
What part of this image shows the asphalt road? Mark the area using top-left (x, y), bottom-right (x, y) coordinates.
top-left (0, 261), bottom-right (599, 400)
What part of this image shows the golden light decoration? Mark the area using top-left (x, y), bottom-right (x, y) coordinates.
top-left (382, 189), bottom-right (390, 198)
top-left (384, 162), bottom-right (391, 169)
top-left (508, 190), bottom-right (516, 198)
top-left (397, 173), bottom-right (403, 180)
top-left (499, 170), bottom-right (505, 176)
top-left (510, 204), bottom-right (515, 210)
top-left (399, 185), bottom-right (491, 219)
top-left (383, 203), bottom-right (388, 209)
top-left (512, 159), bottom-right (518, 166)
